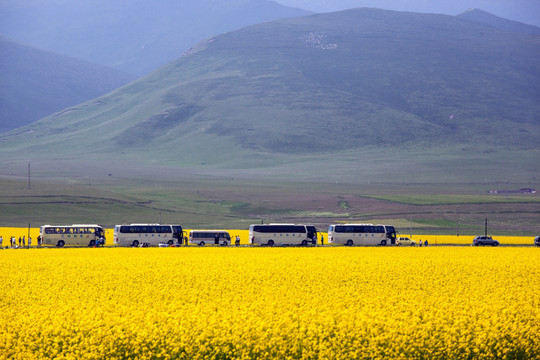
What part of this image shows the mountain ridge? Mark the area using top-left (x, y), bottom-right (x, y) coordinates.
top-left (1, 8), bottom-right (539, 182)
top-left (0, 0), bottom-right (312, 75)
top-left (0, 35), bottom-right (135, 133)
top-left (457, 8), bottom-right (540, 34)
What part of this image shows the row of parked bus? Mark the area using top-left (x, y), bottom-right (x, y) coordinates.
top-left (38, 223), bottom-right (398, 248)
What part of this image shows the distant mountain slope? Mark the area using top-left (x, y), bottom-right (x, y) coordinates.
top-left (0, 36), bottom-right (135, 133)
top-left (275, 0), bottom-right (540, 27)
top-left (1, 8), bottom-right (539, 178)
top-left (457, 8), bottom-right (540, 34)
top-left (0, 0), bottom-right (311, 75)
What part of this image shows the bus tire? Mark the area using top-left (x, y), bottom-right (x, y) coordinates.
top-left (132, 240), bottom-right (139, 247)
top-left (301, 240), bottom-right (308, 246)
top-left (168, 240), bottom-right (174, 246)
top-left (199, 242), bottom-right (205, 246)
top-left (57, 240), bottom-right (65, 248)
top-left (89, 240), bottom-right (96, 247)
top-left (222, 241), bottom-right (228, 246)
top-left (268, 240), bottom-right (275, 247)
top-left (380, 240), bottom-right (387, 246)
top-left (346, 240), bottom-right (353, 246)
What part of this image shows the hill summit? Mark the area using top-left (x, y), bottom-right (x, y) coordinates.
top-left (1, 8), bottom-right (539, 181)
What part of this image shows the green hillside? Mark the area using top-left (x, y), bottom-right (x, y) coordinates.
top-left (1, 8), bottom-right (539, 183)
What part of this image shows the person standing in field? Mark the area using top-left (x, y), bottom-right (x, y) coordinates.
top-left (28, 237), bottom-right (32, 248)
top-left (235, 235), bottom-right (240, 246)
top-left (419, 239), bottom-right (423, 247)
top-left (424, 240), bottom-right (428, 247)
top-left (0, 236), bottom-right (3, 249)
top-left (18, 237), bottom-right (22, 247)
top-left (22, 236), bottom-right (25, 247)
top-left (320, 234), bottom-right (324, 246)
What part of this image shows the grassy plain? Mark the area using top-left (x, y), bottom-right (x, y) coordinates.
top-left (1, 176), bottom-right (539, 236)
top-left (0, 247), bottom-right (538, 359)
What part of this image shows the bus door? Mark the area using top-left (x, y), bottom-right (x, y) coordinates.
top-left (385, 226), bottom-right (397, 245)
top-left (172, 226), bottom-right (183, 244)
top-left (306, 226), bottom-right (317, 244)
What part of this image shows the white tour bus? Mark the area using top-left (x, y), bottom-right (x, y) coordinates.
top-left (327, 224), bottom-right (396, 246)
top-left (188, 230), bottom-right (231, 246)
top-left (249, 224), bottom-right (317, 246)
top-left (113, 224), bottom-right (183, 247)
top-left (39, 224), bottom-right (105, 247)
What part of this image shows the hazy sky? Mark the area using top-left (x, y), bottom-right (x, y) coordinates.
top-left (275, 0), bottom-right (540, 26)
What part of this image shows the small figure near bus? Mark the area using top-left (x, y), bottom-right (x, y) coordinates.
top-left (22, 236), bottom-right (26, 247)
top-left (0, 236), bottom-right (3, 249)
top-left (18, 237), bottom-right (22, 247)
top-left (37, 235), bottom-right (41, 247)
top-left (424, 240), bottom-right (428, 247)
top-left (419, 239), bottom-right (423, 247)
top-left (320, 234), bottom-right (324, 246)
top-left (235, 235), bottom-right (240, 246)
top-left (28, 237), bottom-right (32, 248)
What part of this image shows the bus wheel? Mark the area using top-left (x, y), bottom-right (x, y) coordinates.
top-left (380, 240), bottom-right (387, 246)
top-left (132, 240), bottom-right (139, 247)
top-left (301, 240), bottom-right (308, 246)
top-left (222, 241), bottom-right (228, 246)
top-left (89, 240), bottom-right (96, 247)
top-left (168, 240), bottom-right (174, 246)
top-left (199, 242), bottom-right (205, 246)
top-left (268, 240), bottom-right (275, 247)
top-left (346, 240), bottom-right (353, 246)
top-left (57, 240), bottom-right (65, 248)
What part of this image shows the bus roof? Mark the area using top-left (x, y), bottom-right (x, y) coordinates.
top-left (42, 224), bottom-right (101, 227)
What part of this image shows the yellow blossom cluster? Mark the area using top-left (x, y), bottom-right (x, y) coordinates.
top-left (0, 247), bottom-right (538, 359)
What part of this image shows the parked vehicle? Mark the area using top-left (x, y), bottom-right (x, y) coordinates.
top-left (534, 236), bottom-right (540, 246)
top-left (249, 224), bottom-right (316, 246)
top-left (327, 224), bottom-right (395, 246)
top-left (188, 230), bottom-right (231, 246)
top-left (113, 224), bottom-right (183, 247)
top-left (472, 236), bottom-right (499, 246)
top-left (396, 236), bottom-right (416, 246)
top-left (40, 224), bottom-right (105, 247)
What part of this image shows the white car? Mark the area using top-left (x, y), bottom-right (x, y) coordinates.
top-left (396, 237), bottom-right (416, 246)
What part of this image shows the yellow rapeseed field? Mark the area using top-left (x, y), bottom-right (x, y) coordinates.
top-left (0, 247), bottom-right (538, 359)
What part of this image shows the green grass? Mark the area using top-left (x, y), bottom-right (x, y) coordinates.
top-left (361, 194), bottom-right (540, 206)
top-left (1, 176), bottom-right (539, 236)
